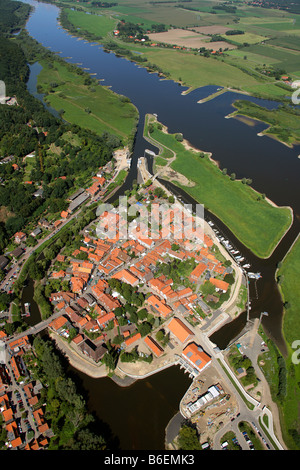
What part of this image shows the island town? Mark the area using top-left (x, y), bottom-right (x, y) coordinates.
top-left (0, 162), bottom-right (281, 450)
top-left (0, 0), bottom-right (296, 451)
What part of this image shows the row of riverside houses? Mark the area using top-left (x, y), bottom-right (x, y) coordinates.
top-left (0, 333), bottom-right (53, 450)
top-left (47, 193), bottom-right (233, 365)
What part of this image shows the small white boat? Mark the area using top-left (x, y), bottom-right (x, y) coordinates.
top-left (24, 303), bottom-right (30, 317)
top-left (248, 272), bottom-right (262, 279)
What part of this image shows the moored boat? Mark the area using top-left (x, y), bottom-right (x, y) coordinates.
top-left (24, 303), bottom-right (30, 317)
top-left (248, 272), bottom-right (262, 280)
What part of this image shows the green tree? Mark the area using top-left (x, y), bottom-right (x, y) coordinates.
top-left (177, 425), bottom-right (201, 450)
top-left (137, 321), bottom-right (152, 337)
top-left (137, 308), bottom-right (148, 321)
top-left (102, 351), bottom-right (117, 371)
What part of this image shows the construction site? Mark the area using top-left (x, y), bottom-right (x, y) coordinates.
top-left (179, 363), bottom-right (239, 444)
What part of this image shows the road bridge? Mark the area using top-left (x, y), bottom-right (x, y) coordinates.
top-left (4, 310), bottom-right (63, 345)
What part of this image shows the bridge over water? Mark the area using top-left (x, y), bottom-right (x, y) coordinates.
top-left (4, 310), bottom-right (63, 345)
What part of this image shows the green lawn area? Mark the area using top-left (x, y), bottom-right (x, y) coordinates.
top-left (38, 58), bottom-right (138, 144)
top-left (154, 156), bottom-right (168, 168)
top-left (65, 8), bottom-right (117, 38)
top-left (145, 116), bottom-right (293, 258)
top-left (105, 168), bottom-right (128, 195)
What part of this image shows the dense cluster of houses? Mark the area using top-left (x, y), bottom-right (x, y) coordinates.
top-left (0, 334), bottom-right (52, 450)
top-left (47, 190), bottom-right (233, 366)
top-left (0, 187), bottom-right (235, 448)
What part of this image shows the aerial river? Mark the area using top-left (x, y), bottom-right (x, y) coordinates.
top-left (20, 0), bottom-right (300, 449)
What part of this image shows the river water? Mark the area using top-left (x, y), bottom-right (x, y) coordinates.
top-left (20, 0), bottom-right (300, 449)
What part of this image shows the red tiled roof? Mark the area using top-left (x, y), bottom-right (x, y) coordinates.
top-left (49, 315), bottom-right (68, 331)
top-left (144, 335), bottom-right (164, 357)
top-left (124, 332), bottom-right (141, 347)
top-left (146, 295), bottom-right (173, 318)
top-left (167, 317), bottom-right (194, 343)
top-left (189, 262), bottom-right (207, 281)
top-left (209, 278), bottom-right (229, 292)
top-left (112, 268), bottom-right (139, 286)
top-left (182, 342), bottom-right (211, 371)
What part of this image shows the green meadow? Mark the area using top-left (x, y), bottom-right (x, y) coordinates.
top-left (65, 8), bottom-right (117, 38)
top-left (278, 234), bottom-right (300, 346)
top-left (37, 58), bottom-right (138, 144)
top-left (221, 32), bottom-right (268, 45)
top-left (145, 116), bottom-right (292, 259)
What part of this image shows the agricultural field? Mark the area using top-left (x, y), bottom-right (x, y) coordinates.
top-left (143, 46), bottom-right (260, 90)
top-left (220, 32), bottom-right (268, 45)
top-left (60, 0), bottom-right (300, 99)
top-left (240, 43), bottom-right (300, 73)
top-left (147, 28), bottom-right (236, 50)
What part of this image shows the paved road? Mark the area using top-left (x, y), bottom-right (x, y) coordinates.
top-left (173, 312), bottom-right (284, 450)
top-left (1, 205), bottom-right (87, 291)
top-left (5, 310), bottom-right (63, 344)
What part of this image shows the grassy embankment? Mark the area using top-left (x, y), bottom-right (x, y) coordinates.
top-left (37, 56), bottom-right (138, 145)
top-left (144, 114), bottom-right (292, 259)
top-left (272, 234), bottom-right (300, 449)
top-left (228, 100), bottom-right (300, 147)
top-left (277, 234), bottom-right (300, 347)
